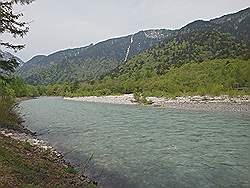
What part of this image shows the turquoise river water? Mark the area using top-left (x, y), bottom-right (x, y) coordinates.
top-left (20, 97), bottom-right (250, 188)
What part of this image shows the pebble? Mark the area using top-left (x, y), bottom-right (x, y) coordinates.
top-left (0, 129), bottom-right (54, 151)
top-left (64, 94), bottom-right (250, 112)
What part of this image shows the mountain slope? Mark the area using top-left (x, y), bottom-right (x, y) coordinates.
top-left (111, 8), bottom-right (250, 79)
top-left (210, 7), bottom-right (250, 43)
top-left (18, 29), bottom-right (174, 85)
top-left (111, 31), bottom-right (249, 79)
top-left (18, 7), bottom-right (250, 85)
top-left (179, 7), bottom-right (250, 43)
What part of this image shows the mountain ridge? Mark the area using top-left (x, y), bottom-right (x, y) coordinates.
top-left (18, 7), bottom-right (250, 85)
top-left (18, 29), bottom-right (174, 84)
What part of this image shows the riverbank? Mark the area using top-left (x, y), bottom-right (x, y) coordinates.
top-left (0, 126), bottom-right (97, 188)
top-left (0, 96), bottom-right (98, 187)
top-left (16, 96), bottom-right (38, 103)
top-left (64, 94), bottom-right (250, 112)
top-left (65, 94), bottom-right (136, 105)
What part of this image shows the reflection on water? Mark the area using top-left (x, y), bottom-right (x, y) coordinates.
top-left (20, 97), bottom-right (250, 188)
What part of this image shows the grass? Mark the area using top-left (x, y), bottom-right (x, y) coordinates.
top-left (0, 134), bottom-right (95, 187)
top-left (23, 142), bottom-right (33, 151)
top-left (64, 166), bottom-right (79, 174)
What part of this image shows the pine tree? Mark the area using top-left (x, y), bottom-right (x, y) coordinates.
top-left (0, 0), bottom-right (33, 82)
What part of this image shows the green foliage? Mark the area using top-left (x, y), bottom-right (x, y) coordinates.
top-left (0, 0), bottom-right (33, 50)
top-left (19, 58), bottom-right (120, 85)
top-left (23, 142), bottom-right (33, 151)
top-left (112, 31), bottom-right (249, 79)
top-left (49, 59), bottom-right (249, 97)
top-left (0, 76), bottom-right (43, 97)
top-left (150, 59), bottom-right (250, 96)
top-left (0, 76), bottom-right (44, 130)
top-left (1, 0), bottom-right (33, 82)
top-left (0, 58), bottom-right (19, 81)
top-left (0, 96), bottom-right (22, 129)
top-left (64, 166), bottom-right (79, 174)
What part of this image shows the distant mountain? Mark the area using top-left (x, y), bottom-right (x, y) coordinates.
top-left (18, 29), bottom-right (174, 85)
top-left (179, 7), bottom-right (250, 43)
top-left (110, 7), bottom-right (250, 78)
top-left (18, 7), bottom-right (250, 85)
top-left (210, 7), bottom-right (250, 43)
top-left (111, 30), bottom-right (249, 79)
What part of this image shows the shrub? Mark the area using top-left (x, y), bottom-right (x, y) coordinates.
top-left (134, 93), bottom-right (153, 105)
top-left (0, 96), bottom-right (22, 129)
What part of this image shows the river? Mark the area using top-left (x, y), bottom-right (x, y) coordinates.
top-left (20, 97), bottom-right (250, 188)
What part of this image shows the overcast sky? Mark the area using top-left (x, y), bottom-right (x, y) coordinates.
top-left (2, 0), bottom-right (250, 61)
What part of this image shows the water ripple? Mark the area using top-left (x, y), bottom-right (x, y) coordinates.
top-left (20, 97), bottom-right (250, 188)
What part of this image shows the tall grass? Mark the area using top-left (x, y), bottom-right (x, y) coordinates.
top-left (0, 96), bottom-right (22, 129)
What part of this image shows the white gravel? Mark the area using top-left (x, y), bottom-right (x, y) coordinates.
top-left (64, 94), bottom-right (137, 105)
top-left (64, 94), bottom-right (250, 112)
top-left (0, 129), bottom-right (55, 151)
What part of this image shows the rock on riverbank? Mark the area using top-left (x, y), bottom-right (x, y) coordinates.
top-left (65, 94), bottom-right (137, 105)
top-left (64, 95), bottom-right (250, 112)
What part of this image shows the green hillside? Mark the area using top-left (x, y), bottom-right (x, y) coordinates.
top-left (47, 59), bottom-right (250, 97)
top-left (111, 31), bottom-right (249, 79)
top-left (18, 8), bottom-right (250, 85)
top-left (18, 29), bottom-right (174, 85)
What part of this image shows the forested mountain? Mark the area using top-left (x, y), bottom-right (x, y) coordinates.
top-left (18, 29), bottom-right (174, 85)
top-left (48, 59), bottom-right (249, 97)
top-left (178, 7), bottom-right (250, 43)
top-left (18, 7), bottom-right (250, 85)
top-left (111, 8), bottom-right (250, 79)
top-left (111, 31), bottom-right (249, 79)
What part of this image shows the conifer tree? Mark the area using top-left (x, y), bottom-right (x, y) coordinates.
top-left (0, 0), bottom-right (33, 81)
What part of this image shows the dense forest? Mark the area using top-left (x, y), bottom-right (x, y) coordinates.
top-left (2, 58), bottom-right (249, 99)
top-left (111, 31), bottom-right (249, 78)
top-left (46, 59), bottom-right (249, 97)
top-left (0, 77), bottom-right (44, 97)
